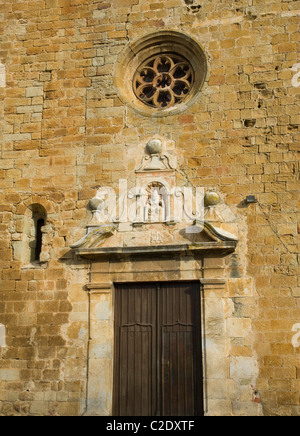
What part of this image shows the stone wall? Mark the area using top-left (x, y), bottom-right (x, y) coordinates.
top-left (0, 0), bottom-right (299, 416)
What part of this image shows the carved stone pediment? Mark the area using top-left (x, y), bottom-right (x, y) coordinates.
top-left (135, 139), bottom-right (176, 175)
top-left (202, 221), bottom-right (238, 243)
top-left (136, 154), bottom-right (173, 172)
top-left (71, 220), bottom-right (238, 258)
top-left (70, 138), bottom-right (238, 259)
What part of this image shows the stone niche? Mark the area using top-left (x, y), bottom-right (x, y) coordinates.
top-left (71, 139), bottom-right (239, 416)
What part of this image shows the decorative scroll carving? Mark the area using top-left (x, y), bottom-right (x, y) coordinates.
top-left (71, 225), bottom-right (117, 249)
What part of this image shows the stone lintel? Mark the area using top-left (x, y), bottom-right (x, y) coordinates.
top-left (75, 242), bottom-right (237, 260)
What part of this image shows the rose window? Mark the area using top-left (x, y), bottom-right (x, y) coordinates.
top-left (133, 54), bottom-right (195, 109)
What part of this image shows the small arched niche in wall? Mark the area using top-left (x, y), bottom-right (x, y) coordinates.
top-left (30, 204), bottom-right (47, 264)
top-left (14, 204), bottom-right (47, 266)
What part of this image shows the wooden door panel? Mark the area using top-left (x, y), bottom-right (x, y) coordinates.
top-left (162, 327), bottom-right (195, 416)
top-left (114, 283), bottom-right (157, 416)
top-left (113, 282), bottom-right (203, 417)
top-left (119, 325), bottom-right (153, 416)
top-left (160, 282), bottom-right (202, 417)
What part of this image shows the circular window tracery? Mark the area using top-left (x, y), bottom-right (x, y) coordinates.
top-left (115, 31), bottom-right (207, 117)
top-left (133, 54), bottom-right (195, 109)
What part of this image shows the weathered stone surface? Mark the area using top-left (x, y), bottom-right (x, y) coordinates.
top-left (0, 0), bottom-right (299, 417)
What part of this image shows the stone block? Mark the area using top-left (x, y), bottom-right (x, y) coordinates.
top-left (228, 278), bottom-right (255, 297)
top-left (230, 357), bottom-right (259, 383)
top-left (0, 369), bottom-right (20, 381)
top-left (227, 318), bottom-right (252, 338)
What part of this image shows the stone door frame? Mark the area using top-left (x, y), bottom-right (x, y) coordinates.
top-left (82, 251), bottom-right (231, 416)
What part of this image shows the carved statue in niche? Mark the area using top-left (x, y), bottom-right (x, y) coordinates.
top-left (145, 187), bottom-right (164, 223)
top-left (144, 182), bottom-right (170, 223)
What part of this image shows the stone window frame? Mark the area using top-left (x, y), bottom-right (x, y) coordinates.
top-left (14, 198), bottom-right (53, 267)
top-left (24, 204), bottom-right (47, 265)
top-left (115, 31), bottom-right (208, 118)
top-left (32, 208), bottom-right (46, 263)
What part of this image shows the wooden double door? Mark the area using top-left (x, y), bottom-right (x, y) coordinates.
top-left (113, 281), bottom-right (204, 416)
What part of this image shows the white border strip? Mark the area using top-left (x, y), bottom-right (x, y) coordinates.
top-left (0, 63), bottom-right (5, 88)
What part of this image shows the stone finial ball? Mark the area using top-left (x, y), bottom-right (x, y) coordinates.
top-left (204, 191), bottom-right (220, 207)
top-left (89, 197), bottom-right (103, 211)
top-left (146, 139), bottom-right (162, 155)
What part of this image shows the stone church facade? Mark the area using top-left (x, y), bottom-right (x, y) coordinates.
top-left (0, 0), bottom-right (299, 416)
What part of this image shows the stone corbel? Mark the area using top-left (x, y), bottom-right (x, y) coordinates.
top-left (85, 283), bottom-right (112, 295)
top-left (200, 278), bottom-right (226, 292)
